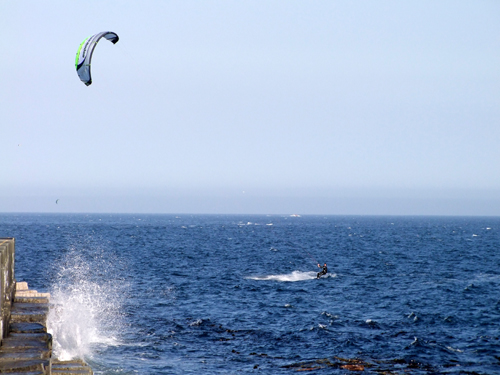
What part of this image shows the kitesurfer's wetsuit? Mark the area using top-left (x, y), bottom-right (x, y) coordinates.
top-left (317, 264), bottom-right (327, 279)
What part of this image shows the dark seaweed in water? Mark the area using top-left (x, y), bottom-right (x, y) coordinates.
top-left (2, 214), bottom-right (500, 374)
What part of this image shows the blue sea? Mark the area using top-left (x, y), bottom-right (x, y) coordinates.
top-left (1, 214), bottom-right (499, 374)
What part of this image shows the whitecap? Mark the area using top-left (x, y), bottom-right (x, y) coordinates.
top-left (322, 312), bottom-right (338, 319)
top-left (189, 319), bottom-right (204, 326)
top-left (407, 312), bottom-right (419, 322)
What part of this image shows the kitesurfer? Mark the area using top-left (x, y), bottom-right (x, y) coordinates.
top-left (317, 263), bottom-right (327, 279)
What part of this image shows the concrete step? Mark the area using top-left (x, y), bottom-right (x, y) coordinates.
top-left (14, 296), bottom-right (50, 304)
top-left (15, 291), bottom-right (51, 299)
top-left (10, 304), bottom-right (49, 325)
top-left (11, 303), bottom-right (50, 312)
top-left (1, 337), bottom-right (52, 352)
top-left (9, 313), bottom-right (47, 325)
top-left (52, 359), bottom-right (87, 366)
top-left (0, 348), bottom-right (51, 361)
top-left (1, 286), bottom-right (51, 374)
top-left (9, 323), bottom-right (47, 334)
top-left (8, 333), bottom-right (52, 343)
top-left (52, 360), bottom-right (93, 375)
top-left (51, 369), bottom-right (92, 375)
top-left (0, 358), bottom-right (49, 373)
top-left (16, 281), bottom-right (30, 291)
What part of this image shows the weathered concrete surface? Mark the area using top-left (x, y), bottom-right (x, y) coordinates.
top-left (0, 358), bottom-right (50, 373)
top-left (9, 323), bottom-right (47, 334)
top-left (13, 297), bottom-right (50, 305)
top-left (0, 283), bottom-right (52, 374)
top-left (1, 335), bottom-right (52, 352)
top-left (0, 237), bottom-right (93, 374)
top-left (15, 283), bottom-right (50, 300)
top-left (51, 360), bottom-right (92, 375)
top-left (0, 238), bottom-right (16, 341)
top-left (10, 303), bottom-right (50, 326)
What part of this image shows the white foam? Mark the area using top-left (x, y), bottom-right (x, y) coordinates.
top-left (189, 319), bottom-right (204, 326)
top-left (246, 270), bottom-right (317, 282)
top-left (47, 249), bottom-right (127, 361)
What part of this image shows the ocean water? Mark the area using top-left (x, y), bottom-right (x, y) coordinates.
top-left (1, 214), bottom-right (499, 374)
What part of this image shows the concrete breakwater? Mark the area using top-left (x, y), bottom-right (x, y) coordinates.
top-left (0, 238), bottom-right (93, 374)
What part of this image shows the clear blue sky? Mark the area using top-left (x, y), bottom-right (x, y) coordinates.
top-left (1, 1), bottom-right (499, 215)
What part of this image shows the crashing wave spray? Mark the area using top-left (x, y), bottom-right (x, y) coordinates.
top-left (47, 245), bottom-right (128, 361)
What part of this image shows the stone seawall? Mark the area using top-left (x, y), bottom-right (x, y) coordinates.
top-left (0, 238), bottom-right (93, 375)
top-left (0, 238), bottom-right (16, 341)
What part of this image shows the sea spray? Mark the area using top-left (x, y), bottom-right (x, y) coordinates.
top-left (47, 245), bottom-right (128, 361)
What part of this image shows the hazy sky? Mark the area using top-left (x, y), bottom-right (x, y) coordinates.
top-left (1, 1), bottom-right (499, 215)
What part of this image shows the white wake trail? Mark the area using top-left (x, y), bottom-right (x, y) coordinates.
top-left (247, 270), bottom-right (318, 282)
